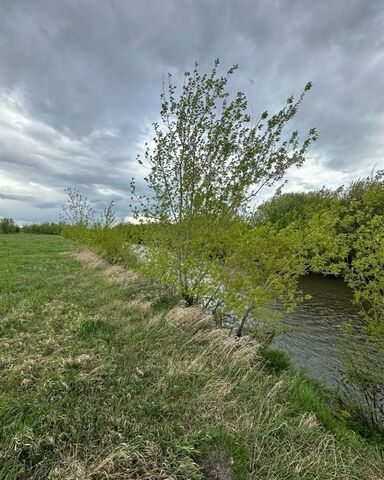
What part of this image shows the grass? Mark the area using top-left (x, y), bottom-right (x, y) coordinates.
top-left (0, 234), bottom-right (383, 479)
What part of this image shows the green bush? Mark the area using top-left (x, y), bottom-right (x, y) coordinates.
top-left (62, 223), bottom-right (142, 268)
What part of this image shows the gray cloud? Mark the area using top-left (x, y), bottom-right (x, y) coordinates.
top-left (0, 0), bottom-right (383, 223)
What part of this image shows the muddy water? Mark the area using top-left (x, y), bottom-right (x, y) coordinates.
top-left (273, 275), bottom-right (368, 392)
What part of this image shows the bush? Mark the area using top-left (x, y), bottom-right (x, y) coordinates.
top-left (62, 223), bottom-right (142, 268)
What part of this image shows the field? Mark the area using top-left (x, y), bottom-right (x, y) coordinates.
top-left (0, 234), bottom-right (383, 479)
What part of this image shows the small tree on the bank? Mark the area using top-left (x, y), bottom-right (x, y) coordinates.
top-left (61, 188), bottom-right (117, 228)
top-left (99, 200), bottom-right (117, 228)
top-left (131, 60), bottom-right (317, 324)
top-left (60, 187), bottom-right (96, 226)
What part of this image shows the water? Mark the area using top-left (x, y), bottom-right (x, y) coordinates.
top-left (273, 274), bottom-right (366, 391)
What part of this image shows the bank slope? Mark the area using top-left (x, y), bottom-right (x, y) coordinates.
top-left (0, 234), bottom-right (383, 479)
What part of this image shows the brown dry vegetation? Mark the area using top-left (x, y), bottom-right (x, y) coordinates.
top-left (71, 249), bottom-right (142, 286)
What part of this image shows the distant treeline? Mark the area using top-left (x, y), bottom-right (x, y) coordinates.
top-left (22, 222), bottom-right (64, 235)
top-left (0, 218), bottom-right (20, 234)
top-left (0, 220), bottom-right (64, 235)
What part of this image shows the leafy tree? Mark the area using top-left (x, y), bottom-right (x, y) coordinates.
top-left (254, 188), bottom-right (337, 230)
top-left (131, 60), bottom-right (317, 310)
top-left (61, 188), bottom-right (117, 230)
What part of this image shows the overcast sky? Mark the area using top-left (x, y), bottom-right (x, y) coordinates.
top-left (0, 0), bottom-right (383, 223)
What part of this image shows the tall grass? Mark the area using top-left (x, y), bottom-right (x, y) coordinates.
top-left (1, 235), bottom-right (383, 479)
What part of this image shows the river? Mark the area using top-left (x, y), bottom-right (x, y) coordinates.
top-left (273, 274), bottom-right (366, 392)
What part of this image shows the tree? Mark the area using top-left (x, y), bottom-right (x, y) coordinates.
top-left (131, 60), bottom-right (317, 310)
top-left (0, 217), bottom-right (19, 234)
top-left (60, 187), bottom-right (95, 226)
top-left (99, 200), bottom-right (117, 228)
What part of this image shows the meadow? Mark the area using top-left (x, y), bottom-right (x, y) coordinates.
top-left (1, 234), bottom-right (384, 479)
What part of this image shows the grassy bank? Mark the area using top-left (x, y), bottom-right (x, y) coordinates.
top-left (0, 235), bottom-right (383, 479)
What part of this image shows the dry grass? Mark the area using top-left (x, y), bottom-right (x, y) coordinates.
top-left (299, 412), bottom-right (320, 431)
top-left (166, 306), bottom-right (213, 330)
top-left (53, 440), bottom-right (199, 480)
top-left (71, 250), bottom-right (106, 269)
top-left (126, 298), bottom-right (153, 315)
top-left (104, 265), bottom-right (141, 286)
top-left (165, 306), bottom-right (259, 367)
top-left (71, 249), bottom-right (142, 287)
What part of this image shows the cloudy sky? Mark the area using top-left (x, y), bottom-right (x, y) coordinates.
top-left (0, 0), bottom-right (383, 223)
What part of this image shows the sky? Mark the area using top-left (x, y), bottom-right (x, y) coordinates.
top-left (0, 0), bottom-right (383, 224)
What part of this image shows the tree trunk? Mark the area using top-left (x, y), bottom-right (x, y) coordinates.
top-left (236, 307), bottom-right (251, 338)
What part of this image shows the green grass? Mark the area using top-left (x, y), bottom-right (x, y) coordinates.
top-left (0, 234), bottom-right (383, 479)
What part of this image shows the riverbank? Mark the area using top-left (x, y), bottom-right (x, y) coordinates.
top-left (1, 234), bottom-right (383, 479)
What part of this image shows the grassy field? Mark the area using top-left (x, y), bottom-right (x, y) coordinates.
top-left (0, 234), bottom-right (383, 479)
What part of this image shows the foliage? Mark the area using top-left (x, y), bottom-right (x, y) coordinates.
top-left (256, 171), bottom-right (384, 274)
top-left (215, 223), bottom-right (308, 342)
top-left (340, 324), bottom-right (384, 431)
top-left (130, 60), bottom-right (317, 338)
top-left (255, 172), bottom-right (384, 323)
top-left (22, 222), bottom-right (64, 235)
top-left (62, 223), bottom-right (141, 267)
top-left (0, 217), bottom-right (19, 234)
top-left (347, 216), bottom-right (384, 330)
top-left (63, 219), bottom-right (309, 344)
top-left (254, 188), bottom-right (337, 230)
